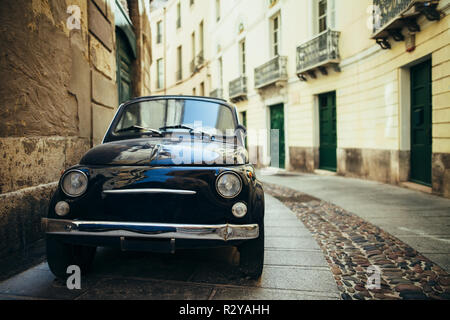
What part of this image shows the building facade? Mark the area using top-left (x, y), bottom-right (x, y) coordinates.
top-left (150, 0), bottom-right (212, 97)
top-left (0, 0), bottom-right (152, 259)
top-left (150, 0), bottom-right (450, 198)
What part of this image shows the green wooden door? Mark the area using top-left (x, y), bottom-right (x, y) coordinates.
top-left (240, 111), bottom-right (248, 148)
top-left (116, 30), bottom-right (133, 104)
top-left (319, 92), bottom-right (337, 171)
top-left (410, 60), bottom-right (432, 186)
top-left (270, 104), bottom-right (285, 169)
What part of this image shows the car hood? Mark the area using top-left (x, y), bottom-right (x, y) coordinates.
top-left (80, 137), bottom-right (248, 166)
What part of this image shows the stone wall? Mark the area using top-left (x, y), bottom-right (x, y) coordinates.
top-left (88, 0), bottom-right (118, 146)
top-left (289, 147), bottom-right (318, 173)
top-left (432, 153), bottom-right (450, 198)
top-left (0, 0), bottom-right (152, 259)
top-left (336, 149), bottom-right (410, 185)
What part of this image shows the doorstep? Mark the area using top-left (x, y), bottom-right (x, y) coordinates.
top-left (314, 169), bottom-right (338, 176)
top-left (400, 181), bottom-right (432, 194)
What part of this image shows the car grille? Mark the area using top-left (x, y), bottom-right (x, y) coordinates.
top-left (71, 167), bottom-right (248, 225)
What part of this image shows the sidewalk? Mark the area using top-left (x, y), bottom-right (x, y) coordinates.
top-left (258, 171), bottom-right (450, 273)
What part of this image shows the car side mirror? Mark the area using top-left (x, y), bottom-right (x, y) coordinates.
top-left (236, 124), bottom-right (247, 134)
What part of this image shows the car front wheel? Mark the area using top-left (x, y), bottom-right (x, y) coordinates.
top-left (46, 236), bottom-right (97, 279)
top-left (238, 223), bottom-right (264, 280)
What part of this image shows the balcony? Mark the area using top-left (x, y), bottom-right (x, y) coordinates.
top-left (296, 30), bottom-right (341, 81)
top-left (190, 51), bottom-right (205, 75)
top-left (371, 0), bottom-right (441, 49)
top-left (175, 70), bottom-right (182, 82)
top-left (254, 56), bottom-right (288, 89)
top-left (229, 76), bottom-right (247, 103)
top-left (197, 50), bottom-right (204, 66)
top-left (190, 59), bottom-right (196, 75)
top-left (209, 88), bottom-right (223, 99)
top-left (155, 79), bottom-right (163, 91)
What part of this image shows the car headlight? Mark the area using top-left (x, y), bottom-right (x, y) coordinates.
top-left (216, 172), bottom-right (242, 199)
top-left (61, 170), bottom-right (88, 197)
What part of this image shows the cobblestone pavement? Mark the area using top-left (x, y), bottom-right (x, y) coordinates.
top-left (0, 194), bottom-right (340, 300)
top-left (264, 182), bottom-right (450, 300)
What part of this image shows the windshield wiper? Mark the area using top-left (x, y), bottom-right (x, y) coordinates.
top-left (116, 125), bottom-right (163, 136)
top-left (159, 125), bottom-right (195, 131)
top-left (160, 125), bottom-right (213, 140)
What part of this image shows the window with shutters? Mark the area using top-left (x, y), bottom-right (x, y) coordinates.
top-left (271, 15), bottom-right (280, 57)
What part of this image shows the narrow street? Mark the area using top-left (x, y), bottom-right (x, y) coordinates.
top-left (1, 173), bottom-right (449, 300)
top-left (0, 193), bottom-right (340, 300)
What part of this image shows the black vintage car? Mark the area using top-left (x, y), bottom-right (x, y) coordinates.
top-left (42, 96), bottom-right (265, 279)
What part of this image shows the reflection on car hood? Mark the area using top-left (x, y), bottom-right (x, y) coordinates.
top-left (80, 137), bottom-right (248, 166)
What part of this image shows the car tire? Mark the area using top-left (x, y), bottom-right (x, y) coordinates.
top-left (238, 222), bottom-right (264, 280)
top-left (46, 235), bottom-right (97, 279)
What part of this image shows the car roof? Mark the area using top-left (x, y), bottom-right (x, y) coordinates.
top-left (124, 95), bottom-right (229, 105)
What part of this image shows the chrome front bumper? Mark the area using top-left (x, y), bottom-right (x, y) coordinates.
top-left (41, 218), bottom-right (259, 242)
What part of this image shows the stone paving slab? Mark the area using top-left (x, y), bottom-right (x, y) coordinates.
top-left (89, 249), bottom-right (201, 281)
top-left (211, 287), bottom-right (338, 300)
top-left (0, 194), bottom-right (340, 300)
top-left (186, 264), bottom-right (336, 294)
top-left (265, 213), bottom-right (299, 220)
top-left (0, 293), bottom-right (47, 300)
top-left (0, 263), bottom-right (94, 300)
top-left (386, 236), bottom-right (450, 255)
top-left (257, 266), bottom-right (338, 293)
top-left (264, 220), bottom-right (308, 227)
top-left (265, 226), bottom-right (316, 237)
top-left (0, 239), bottom-right (47, 282)
top-left (76, 278), bottom-right (214, 300)
top-left (265, 236), bottom-right (322, 250)
top-left (265, 249), bottom-right (330, 267)
top-left (369, 219), bottom-right (450, 236)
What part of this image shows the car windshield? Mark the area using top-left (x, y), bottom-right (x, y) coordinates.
top-left (112, 99), bottom-right (236, 137)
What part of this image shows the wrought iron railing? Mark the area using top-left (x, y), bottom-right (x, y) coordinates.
top-left (296, 29), bottom-right (340, 74)
top-left (229, 76), bottom-right (247, 99)
top-left (197, 50), bottom-right (204, 66)
top-left (254, 56), bottom-right (288, 89)
top-left (175, 70), bottom-right (182, 82)
top-left (372, 0), bottom-right (414, 34)
top-left (156, 79), bottom-right (163, 90)
top-left (190, 51), bottom-right (205, 75)
top-left (190, 59), bottom-right (196, 74)
top-left (209, 88), bottom-right (223, 99)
